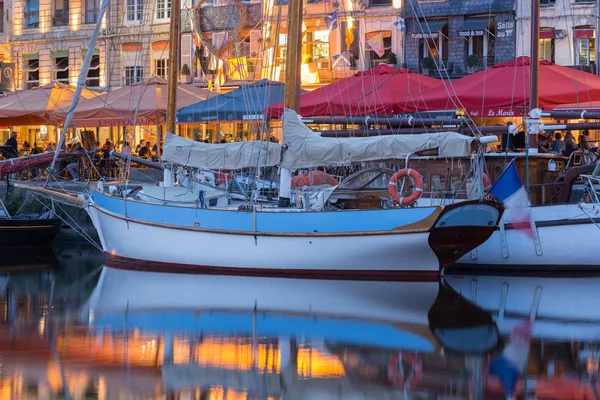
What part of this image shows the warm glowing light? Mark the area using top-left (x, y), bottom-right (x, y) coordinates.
top-left (71, 8), bottom-right (81, 31)
top-left (393, 0), bottom-right (401, 8)
top-left (297, 348), bottom-right (346, 378)
top-left (38, 315), bottom-right (46, 335)
top-left (347, 17), bottom-right (355, 30)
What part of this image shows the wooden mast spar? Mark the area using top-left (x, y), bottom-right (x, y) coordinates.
top-left (278, 0), bottom-right (304, 207)
top-left (526, 0), bottom-right (541, 192)
top-left (164, 0), bottom-right (181, 186)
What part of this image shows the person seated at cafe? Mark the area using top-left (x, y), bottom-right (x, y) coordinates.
top-left (564, 132), bottom-right (577, 158)
top-left (135, 139), bottom-right (145, 154)
top-left (580, 130), bottom-right (598, 152)
top-left (138, 141), bottom-right (152, 158)
top-left (551, 132), bottom-right (565, 154)
top-left (5, 132), bottom-right (18, 156)
top-left (537, 134), bottom-right (550, 153)
top-left (122, 141), bottom-right (132, 155)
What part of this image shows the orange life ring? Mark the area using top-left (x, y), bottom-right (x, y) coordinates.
top-left (387, 351), bottom-right (423, 388)
top-left (388, 168), bottom-right (424, 205)
top-left (482, 172), bottom-right (490, 191)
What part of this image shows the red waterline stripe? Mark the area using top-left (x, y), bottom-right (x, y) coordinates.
top-left (104, 252), bottom-right (440, 282)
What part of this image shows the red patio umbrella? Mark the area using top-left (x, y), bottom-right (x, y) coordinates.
top-left (416, 56), bottom-right (600, 118)
top-left (292, 170), bottom-right (339, 188)
top-left (265, 65), bottom-right (442, 118)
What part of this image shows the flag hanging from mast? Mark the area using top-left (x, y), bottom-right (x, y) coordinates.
top-left (366, 32), bottom-right (385, 57)
top-left (488, 319), bottom-right (533, 397)
top-left (488, 160), bottom-right (534, 239)
top-left (324, 11), bottom-right (338, 31)
top-left (331, 51), bottom-right (351, 67)
top-left (345, 20), bottom-right (355, 52)
top-left (393, 17), bottom-right (406, 32)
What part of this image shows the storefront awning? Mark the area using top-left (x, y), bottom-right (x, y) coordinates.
top-left (575, 28), bottom-right (594, 38)
top-left (410, 20), bottom-right (447, 39)
top-left (458, 18), bottom-right (492, 37)
top-left (540, 30), bottom-right (554, 39)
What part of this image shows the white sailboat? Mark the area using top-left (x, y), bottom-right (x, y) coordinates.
top-left (16, 0), bottom-right (504, 277)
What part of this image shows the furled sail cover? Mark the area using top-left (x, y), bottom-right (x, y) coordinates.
top-left (163, 133), bottom-right (282, 170)
top-left (280, 109), bottom-right (475, 170)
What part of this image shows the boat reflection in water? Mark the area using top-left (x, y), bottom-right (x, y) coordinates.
top-left (0, 265), bottom-right (597, 399)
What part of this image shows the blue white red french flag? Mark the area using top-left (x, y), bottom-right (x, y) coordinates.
top-left (489, 319), bottom-right (533, 397)
top-left (488, 160), bottom-right (533, 239)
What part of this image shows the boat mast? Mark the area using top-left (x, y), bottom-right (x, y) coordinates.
top-left (278, 0), bottom-right (303, 207)
top-left (47, 0), bottom-right (110, 180)
top-left (164, 0), bottom-right (181, 187)
top-left (526, 0), bottom-right (541, 192)
top-left (166, 0), bottom-right (181, 137)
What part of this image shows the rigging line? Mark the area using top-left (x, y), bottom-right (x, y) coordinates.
top-left (29, 194), bottom-right (102, 251)
top-left (411, 0), bottom-right (507, 136)
top-left (477, 2), bottom-right (495, 127)
top-left (409, 0), bottom-right (482, 135)
top-left (561, 0), bottom-right (594, 111)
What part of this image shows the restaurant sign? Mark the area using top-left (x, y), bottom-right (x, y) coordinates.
top-left (0, 63), bottom-right (15, 93)
top-left (410, 32), bottom-right (439, 39)
top-left (459, 29), bottom-right (485, 37)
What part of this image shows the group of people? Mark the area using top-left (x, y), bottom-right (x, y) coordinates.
top-left (538, 130), bottom-right (598, 158)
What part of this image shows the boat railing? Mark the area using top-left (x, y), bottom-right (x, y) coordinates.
top-left (580, 163), bottom-right (600, 204)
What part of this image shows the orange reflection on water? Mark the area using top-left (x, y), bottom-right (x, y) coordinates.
top-left (190, 338), bottom-right (280, 372)
top-left (297, 347), bottom-right (345, 378)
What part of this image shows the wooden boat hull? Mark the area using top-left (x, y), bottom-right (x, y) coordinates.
top-left (86, 188), bottom-right (502, 278)
top-left (0, 218), bottom-right (61, 247)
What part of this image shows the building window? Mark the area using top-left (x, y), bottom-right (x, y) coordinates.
top-left (0, 3), bottom-right (4, 33)
top-left (464, 32), bottom-right (495, 68)
top-left (540, 0), bottom-right (555, 5)
top-left (155, 0), bottom-right (171, 20)
top-left (52, 57), bottom-right (69, 84)
top-left (370, 0), bottom-right (392, 6)
top-left (53, 0), bottom-right (69, 26)
top-left (155, 59), bottom-right (169, 79)
top-left (25, 59), bottom-right (40, 89)
top-left (366, 31), bottom-right (392, 68)
top-left (85, 0), bottom-right (100, 24)
top-left (125, 66), bottom-right (143, 85)
top-left (307, 30), bottom-right (330, 67)
top-left (539, 38), bottom-right (554, 63)
top-left (576, 37), bottom-right (595, 66)
top-left (126, 0), bottom-right (143, 22)
top-left (25, 0), bottom-right (40, 29)
top-left (86, 55), bottom-right (101, 87)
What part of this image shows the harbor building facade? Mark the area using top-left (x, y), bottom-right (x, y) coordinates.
top-left (516, 0), bottom-right (598, 72)
top-left (403, 0), bottom-right (516, 78)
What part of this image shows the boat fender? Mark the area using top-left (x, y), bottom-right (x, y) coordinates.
top-left (388, 168), bottom-right (423, 206)
top-left (482, 173), bottom-right (490, 191)
top-left (387, 351), bottom-right (423, 388)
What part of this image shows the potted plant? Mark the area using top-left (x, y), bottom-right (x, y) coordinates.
top-left (420, 56), bottom-right (435, 75)
top-left (386, 52), bottom-right (398, 67)
top-left (349, 54), bottom-right (357, 70)
top-left (466, 54), bottom-right (480, 74)
top-left (180, 63), bottom-right (191, 83)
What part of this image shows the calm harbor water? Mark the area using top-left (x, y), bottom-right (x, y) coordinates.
top-left (0, 236), bottom-right (599, 399)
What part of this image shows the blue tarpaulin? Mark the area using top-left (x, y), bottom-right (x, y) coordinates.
top-left (177, 79), bottom-right (290, 123)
